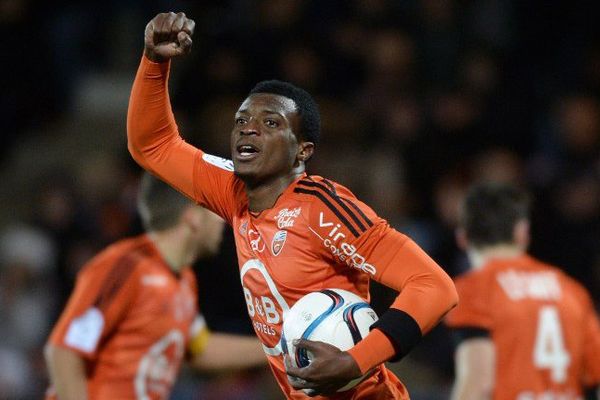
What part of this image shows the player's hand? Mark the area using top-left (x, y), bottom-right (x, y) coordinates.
top-left (144, 12), bottom-right (195, 63)
top-left (284, 339), bottom-right (362, 396)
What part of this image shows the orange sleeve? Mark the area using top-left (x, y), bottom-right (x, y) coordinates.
top-left (47, 248), bottom-right (142, 359)
top-left (581, 290), bottom-right (600, 386)
top-left (347, 227), bottom-right (458, 373)
top-left (303, 178), bottom-right (458, 373)
top-left (366, 230), bottom-right (459, 332)
top-left (127, 55), bottom-right (241, 223)
top-left (444, 272), bottom-right (493, 331)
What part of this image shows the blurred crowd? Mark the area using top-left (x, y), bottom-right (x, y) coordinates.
top-left (1, 0), bottom-right (599, 399)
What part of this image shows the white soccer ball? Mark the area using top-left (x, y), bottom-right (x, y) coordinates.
top-left (281, 288), bottom-right (378, 392)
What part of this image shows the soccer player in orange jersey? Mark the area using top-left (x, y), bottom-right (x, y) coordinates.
top-left (127, 12), bottom-right (458, 399)
top-left (446, 183), bottom-right (600, 400)
top-left (44, 173), bottom-right (266, 400)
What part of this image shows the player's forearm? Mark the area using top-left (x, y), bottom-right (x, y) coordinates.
top-left (127, 55), bottom-right (200, 199)
top-left (44, 345), bottom-right (88, 400)
top-left (127, 55), bottom-right (176, 165)
top-left (450, 379), bottom-right (492, 400)
top-left (451, 339), bottom-right (494, 400)
top-left (347, 232), bottom-right (457, 373)
top-left (451, 366), bottom-right (493, 400)
top-left (346, 328), bottom-right (396, 374)
top-left (378, 237), bottom-right (458, 334)
top-left (192, 333), bottom-right (266, 371)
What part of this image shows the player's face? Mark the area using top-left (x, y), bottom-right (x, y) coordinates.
top-left (231, 93), bottom-right (302, 187)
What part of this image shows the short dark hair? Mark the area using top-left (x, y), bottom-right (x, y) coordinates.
top-left (460, 183), bottom-right (531, 247)
top-left (137, 173), bottom-right (192, 231)
top-left (249, 80), bottom-right (320, 145)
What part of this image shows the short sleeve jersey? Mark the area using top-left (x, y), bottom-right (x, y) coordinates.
top-left (46, 235), bottom-right (200, 400)
top-left (191, 153), bottom-right (408, 399)
top-left (445, 255), bottom-right (600, 400)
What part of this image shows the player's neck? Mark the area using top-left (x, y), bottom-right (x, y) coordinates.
top-left (245, 171), bottom-right (303, 213)
top-left (148, 229), bottom-right (193, 273)
top-left (467, 244), bottom-right (525, 270)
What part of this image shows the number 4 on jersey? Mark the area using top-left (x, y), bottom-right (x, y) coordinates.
top-left (533, 306), bottom-right (571, 383)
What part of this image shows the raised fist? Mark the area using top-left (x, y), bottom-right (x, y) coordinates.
top-left (144, 12), bottom-right (195, 63)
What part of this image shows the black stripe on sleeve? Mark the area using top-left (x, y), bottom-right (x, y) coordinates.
top-left (371, 308), bottom-right (423, 362)
top-left (451, 327), bottom-right (490, 345)
top-left (293, 188), bottom-right (360, 237)
top-left (297, 180), bottom-right (368, 232)
top-left (321, 179), bottom-right (338, 194)
top-left (340, 197), bottom-right (373, 228)
top-left (321, 179), bottom-right (373, 228)
top-left (94, 253), bottom-right (139, 311)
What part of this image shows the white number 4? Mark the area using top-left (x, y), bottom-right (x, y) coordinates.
top-left (533, 306), bottom-right (570, 383)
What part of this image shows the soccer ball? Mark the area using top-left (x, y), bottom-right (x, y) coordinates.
top-left (281, 288), bottom-right (378, 392)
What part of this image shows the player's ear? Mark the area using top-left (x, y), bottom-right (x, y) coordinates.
top-left (455, 227), bottom-right (468, 251)
top-left (297, 142), bottom-right (314, 163)
top-left (182, 206), bottom-right (204, 232)
top-left (513, 219), bottom-right (530, 250)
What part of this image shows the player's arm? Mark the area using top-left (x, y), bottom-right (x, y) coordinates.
top-left (45, 251), bottom-right (141, 397)
top-left (127, 12), bottom-right (196, 199)
top-left (450, 335), bottom-right (495, 400)
top-left (287, 184), bottom-right (458, 393)
top-left (44, 345), bottom-right (88, 400)
top-left (444, 273), bottom-right (496, 399)
top-left (188, 316), bottom-right (266, 371)
top-left (191, 333), bottom-right (267, 371)
top-left (346, 231), bottom-right (458, 374)
top-left (127, 12), bottom-right (238, 221)
top-left (581, 290), bottom-right (600, 397)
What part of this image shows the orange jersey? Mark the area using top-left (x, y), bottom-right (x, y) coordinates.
top-left (128, 56), bottom-right (458, 399)
top-left (446, 255), bottom-right (600, 400)
top-left (46, 234), bottom-right (200, 400)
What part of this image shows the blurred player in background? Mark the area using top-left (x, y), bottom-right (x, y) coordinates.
top-left (446, 183), bottom-right (600, 400)
top-left (127, 12), bottom-right (457, 399)
top-left (44, 173), bottom-right (266, 400)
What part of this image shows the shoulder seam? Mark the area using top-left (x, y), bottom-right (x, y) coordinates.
top-left (296, 179), bottom-right (373, 232)
top-left (294, 187), bottom-right (360, 237)
top-left (93, 246), bottom-right (148, 311)
top-left (339, 197), bottom-right (373, 228)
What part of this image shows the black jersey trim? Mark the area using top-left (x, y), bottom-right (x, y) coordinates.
top-left (293, 187), bottom-right (360, 237)
top-left (321, 178), bottom-right (374, 228)
top-left (371, 308), bottom-right (423, 362)
top-left (585, 385), bottom-right (599, 398)
top-left (297, 179), bottom-right (370, 232)
top-left (340, 197), bottom-right (374, 228)
top-left (451, 327), bottom-right (490, 345)
top-left (321, 179), bottom-right (338, 194)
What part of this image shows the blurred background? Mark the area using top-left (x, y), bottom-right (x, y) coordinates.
top-left (1, 0), bottom-right (599, 399)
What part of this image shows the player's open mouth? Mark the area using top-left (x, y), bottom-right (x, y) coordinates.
top-left (235, 144), bottom-right (260, 161)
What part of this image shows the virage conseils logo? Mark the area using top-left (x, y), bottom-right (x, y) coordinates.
top-left (312, 212), bottom-right (377, 275)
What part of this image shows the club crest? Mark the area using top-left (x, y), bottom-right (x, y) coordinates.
top-left (271, 230), bottom-right (288, 256)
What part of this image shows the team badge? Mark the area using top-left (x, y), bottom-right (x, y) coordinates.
top-left (271, 230), bottom-right (288, 256)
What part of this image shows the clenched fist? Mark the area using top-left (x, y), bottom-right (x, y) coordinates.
top-left (144, 12), bottom-right (195, 63)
